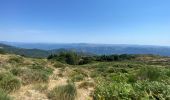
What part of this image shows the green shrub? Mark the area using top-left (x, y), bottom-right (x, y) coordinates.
top-left (111, 73), bottom-right (129, 83)
top-left (137, 67), bottom-right (161, 81)
top-left (0, 89), bottom-right (11, 100)
top-left (106, 67), bottom-right (128, 73)
top-left (165, 69), bottom-right (170, 77)
top-left (127, 74), bottom-right (137, 83)
top-left (0, 49), bottom-right (6, 54)
top-left (48, 83), bottom-right (77, 100)
top-left (133, 81), bottom-right (170, 99)
top-left (79, 57), bottom-right (94, 65)
top-left (0, 72), bottom-right (21, 93)
top-left (93, 80), bottom-right (170, 100)
top-left (48, 52), bottom-right (80, 65)
top-left (93, 81), bottom-right (134, 100)
top-left (90, 72), bottom-right (98, 78)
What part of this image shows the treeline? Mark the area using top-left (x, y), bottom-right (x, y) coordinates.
top-left (95, 54), bottom-right (136, 62)
top-left (47, 52), bottom-right (136, 65)
top-left (48, 52), bottom-right (80, 65)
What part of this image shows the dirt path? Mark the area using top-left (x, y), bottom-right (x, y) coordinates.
top-left (10, 84), bottom-right (48, 100)
top-left (48, 68), bottom-right (68, 90)
top-left (76, 88), bottom-right (93, 100)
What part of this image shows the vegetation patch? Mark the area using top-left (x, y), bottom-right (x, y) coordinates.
top-left (8, 56), bottom-right (23, 64)
top-left (0, 89), bottom-right (11, 100)
top-left (48, 83), bottom-right (77, 100)
top-left (0, 72), bottom-right (21, 93)
top-left (53, 61), bottom-right (65, 68)
top-left (68, 68), bottom-right (87, 82)
top-left (136, 67), bottom-right (162, 81)
top-left (11, 65), bottom-right (53, 84)
top-left (33, 83), bottom-right (48, 93)
top-left (48, 52), bottom-right (80, 65)
top-left (78, 81), bottom-right (95, 89)
top-left (71, 74), bottom-right (85, 82)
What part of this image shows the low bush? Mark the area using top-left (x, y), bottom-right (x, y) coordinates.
top-left (133, 81), bottom-right (170, 99)
top-left (93, 81), bottom-right (134, 100)
top-left (0, 49), bottom-right (6, 54)
top-left (93, 79), bottom-right (170, 100)
top-left (90, 72), bottom-right (98, 78)
top-left (79, 57), bottom-right (94, 65)
top-left (0, 72), bottom-right (21, 93)
top-left (8, 56), bottom-right (23, 64)
top-left (0, 89), bottom-right (11, 100)
top-left (48, 52), bottom-right (80, 65)
top-left (48, 83), bottom-right (77, 100)
top-left (137, 67), bottom-right (161, 81)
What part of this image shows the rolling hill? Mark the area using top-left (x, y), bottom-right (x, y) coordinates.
top-left (1, 42), bottom-right (170, 57)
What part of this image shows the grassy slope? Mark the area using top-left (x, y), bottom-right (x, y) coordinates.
top-left (0, 53), bottom-right (170, 100)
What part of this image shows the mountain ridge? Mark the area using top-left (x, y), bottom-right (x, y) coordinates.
top-left (1, 41), bottom-right (170, 57)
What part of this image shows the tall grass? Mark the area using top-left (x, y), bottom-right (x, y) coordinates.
top-left (11, 65), bottom-right (53, 85)
top-left (48, 83), bottom-right (77, 100)
top-left (0, 89), bottom-right (11, 100)
top-left (0, 72), bottom-right (21, 93)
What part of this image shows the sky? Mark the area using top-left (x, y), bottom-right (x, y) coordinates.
top-left (0, 0), bottom-right (170, 46)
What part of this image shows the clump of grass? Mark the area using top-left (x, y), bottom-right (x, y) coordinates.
top-left (68, 68), bottom-right (87, 82)
top-left (19, 69), bottom-right (49, 84)
top-left (90, 72), bottom-right (98, 78)
top-left (11, 65), bottom-right (53, 85)
top-left (53, 62), bottom-right (65, 68)
top-left (48, 83), bottom-right (77, 100)
top-left (71, 74), bottom-right (84, 82)
top-left (78, 81), bottom-right (95, 89)
top-left (10, 67), bottom-right (23, 76)
top-left (30, 65), bottom-right (54, 76)
top-left (0, 72), bottom-right (21, 93)
top-left (33, 83), bottom-right (48, 93)
top-left (8, 56), bottom-right (23, 64)
top-left (0, 89), bottom-right (11, 100)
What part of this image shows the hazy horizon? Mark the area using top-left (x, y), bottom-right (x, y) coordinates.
top-left (1, 41), bottom-right (170, 48)
top-left (0, 0), bottom-right (170, 46)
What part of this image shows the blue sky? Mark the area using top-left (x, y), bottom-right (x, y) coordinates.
top-left (0, 0), bottom-right (170, 46)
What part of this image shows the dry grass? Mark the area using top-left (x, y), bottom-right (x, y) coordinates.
top-left (48, 83), bottom-right (77, 100)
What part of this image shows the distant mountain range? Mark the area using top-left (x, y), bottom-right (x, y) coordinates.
top-left (1, 41), bottom-right (170, 57)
